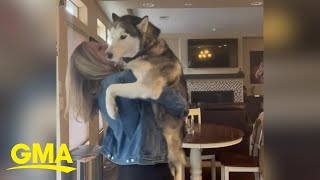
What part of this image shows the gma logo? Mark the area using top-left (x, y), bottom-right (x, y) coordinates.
top-left (7, 143), bottom-right (76, 173)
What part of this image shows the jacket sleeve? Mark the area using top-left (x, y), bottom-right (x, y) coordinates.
top-left (148, 86), bottom-right (189, 119)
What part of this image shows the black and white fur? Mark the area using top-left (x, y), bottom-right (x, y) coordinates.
top-left (105, 14), bottom-right (189, 180)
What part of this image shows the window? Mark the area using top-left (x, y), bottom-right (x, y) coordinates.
top-left (97, 18), bottom-right (106, 41)
top-left (65, 0), bottom-right (88, 25)
top-left (66, 0), bottom-right (78, 18)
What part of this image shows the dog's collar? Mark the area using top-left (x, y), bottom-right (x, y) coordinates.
top-left (123, 40), bottom-right (158, 63)
top-left (123, 51), bottom-right (145, 63)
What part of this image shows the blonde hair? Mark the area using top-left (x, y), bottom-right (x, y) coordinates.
top-left (65, 42), bottom-right (121, 122)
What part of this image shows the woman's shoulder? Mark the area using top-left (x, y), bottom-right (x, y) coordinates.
top-left (101, 69), bottom-right (136, 86)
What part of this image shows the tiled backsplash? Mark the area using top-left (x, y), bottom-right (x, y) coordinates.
top-left (186, 79), bottom-right (244, 102)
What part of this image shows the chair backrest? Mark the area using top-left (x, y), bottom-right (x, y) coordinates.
top-left (198, 102), bottom-right (248, 134)
top-left (188, 108), bottom-right (201, 124)
top-left (250, 112), bottom-right (264, 157)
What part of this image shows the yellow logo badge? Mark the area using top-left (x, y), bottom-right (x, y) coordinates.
top-left (7, 143), bottom-right (76, 173)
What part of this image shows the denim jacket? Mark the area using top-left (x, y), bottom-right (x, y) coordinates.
top-left (98, 70), bottom-right (188, 165)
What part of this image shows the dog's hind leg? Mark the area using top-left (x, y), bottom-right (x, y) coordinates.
top-left (168, 162), bottom-right (176, 179)
top-left (164, 128), bottom-right (186, 180)
top-left (169, 161), bottom-right (184, 180)
top-left (175, 163), bottom-right (184, 180)
top-left (172, 149), bottom-right (186, 180)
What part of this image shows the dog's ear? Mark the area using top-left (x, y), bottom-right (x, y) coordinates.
top-left (136, 16), bottom-right (149, 33)
top-left (112, 13), bottom-right (120, 22)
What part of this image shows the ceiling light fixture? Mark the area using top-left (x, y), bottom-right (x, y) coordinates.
top-left (159, 16), bottom-right (169, 20)
top-left (250, 1), bottom-right (263, 6)
top-left (142, 3), bottom-right (155, 8)
top-left (184, 0), bottom-right (192, 7)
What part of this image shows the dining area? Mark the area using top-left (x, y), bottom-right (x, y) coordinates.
top-left (181, 103), bottom-right (264, 180)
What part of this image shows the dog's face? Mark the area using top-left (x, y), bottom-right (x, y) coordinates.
top-left (105, 26), bottom-right (140, 62)
top-left (105, 14), bottom-right (150, 62)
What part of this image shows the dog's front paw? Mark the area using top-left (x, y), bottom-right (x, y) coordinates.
top-left (106, 96), bottom-right (118, 120)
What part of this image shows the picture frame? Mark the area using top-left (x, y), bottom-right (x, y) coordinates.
top-left (187, 39), bottom-right (238, 68)
top-left (250, 51), bottom-right (264, 84)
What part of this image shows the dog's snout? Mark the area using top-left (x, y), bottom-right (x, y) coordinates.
top-left (107, 52), bottom-right (113, 59)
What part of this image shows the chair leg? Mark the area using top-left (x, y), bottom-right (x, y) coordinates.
top-left (220, 166), bottom-right (225, 180)
top-left (224, 167), bottom-right (229, 180)
top-left (221, 166), bottom-right (230, 180)
top-left (211, 155), bottom-right (216, 180)
top-left (254, 172), bottom-right (260, 180)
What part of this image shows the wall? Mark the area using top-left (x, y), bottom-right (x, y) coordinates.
top-left (161, 32), bottom-right (260, 74)
top-left (57, 0), bottom-right (111, 154)
top-left (160, 33), bottom-right (264, 95)
top-left (66, 0), bottom-right (112, 43)
top-left (67, 25), bottom-right (89, 150)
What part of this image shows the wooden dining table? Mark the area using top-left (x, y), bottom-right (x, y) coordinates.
top-left (182, 123), bottom-right (244, 180)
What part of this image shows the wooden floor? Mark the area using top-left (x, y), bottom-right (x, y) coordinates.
top-left (185, 167), bottom-right (255, 180)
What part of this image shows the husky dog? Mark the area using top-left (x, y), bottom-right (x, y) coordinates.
top-left (105, 14), bottom-right (189, 179)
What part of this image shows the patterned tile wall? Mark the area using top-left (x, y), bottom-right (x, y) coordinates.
top-left (186, 79), bottom-right (244, 102)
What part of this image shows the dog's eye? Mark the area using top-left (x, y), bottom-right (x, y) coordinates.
top-left (120, 35), bottom-right (127, 40)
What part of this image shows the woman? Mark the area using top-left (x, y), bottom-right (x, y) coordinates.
top-left (66, 41), bottom-right (188, 180)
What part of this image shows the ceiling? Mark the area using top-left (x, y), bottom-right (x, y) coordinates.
top-left (98, 0), bottom-right (263, 34)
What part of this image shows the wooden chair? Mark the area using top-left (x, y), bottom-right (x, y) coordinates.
top-left (183, 108), bottom-right (217, 180)
top-left (220, 112), bottom-right (264, 180)
top-left (188, 108), bottom-right (201, 124)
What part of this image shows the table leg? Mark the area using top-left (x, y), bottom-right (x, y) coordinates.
top-left (190, 148), bottom-right (202, 180)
